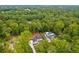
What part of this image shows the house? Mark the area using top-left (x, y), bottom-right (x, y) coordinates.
top-left (28, 32), bottom-right (56, 53)
top-left (31, 32), bottom-right (42, 44)
top-left (28, 32), bottom-right (42, 53)
top-left (24, 8), bottom-right (31, 11)
top-left (44, 32), bottom-right (56, 42)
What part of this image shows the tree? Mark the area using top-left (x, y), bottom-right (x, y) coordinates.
top-left (0, 39), bottom-right (4, 52)
top-left (14, 36), bottom-right (32, 53)
top-left (59, 34), bottom-right (71, 42)
top-left (51, 38), bottom-right (70, 52)
top-left (35, 40), bottom-right (50, 53)
top-left (53, 20), bottom-right (65, 34)
top-left (64, 21), bottom-right (79, 37)
top-left (20, 30), bottom-right (32, 40)
top-left (47, 45), bottom-right (57, 53)
top-left (71, 40), bottom-right (79, 53)
top-left (6, 20), bottom-right (19, 35)
top-left (3, 41), bottom-right (14, 53)
top-left (13, 31), bottom-right (32, 53)
top-left (30, 20), bottom-right (42, 32)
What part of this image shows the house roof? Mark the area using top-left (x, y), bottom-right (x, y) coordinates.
top-left (45, 32), bottom-right (55, 40)
top-left (32, 32), bottom-right (42, 43)
top-left (24, 8), bottom-right (31, 11)
top-left (45, 32), bottom-right (55, 36)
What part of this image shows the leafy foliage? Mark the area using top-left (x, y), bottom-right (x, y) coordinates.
top-left (0, 5), bottom-right (79, 53)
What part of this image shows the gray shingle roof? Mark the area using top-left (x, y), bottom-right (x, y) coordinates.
top-left (32, 33), bottom-right (42, 44)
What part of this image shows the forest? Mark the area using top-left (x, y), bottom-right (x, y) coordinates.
top-left (0, 5), bottom-right (79, 53)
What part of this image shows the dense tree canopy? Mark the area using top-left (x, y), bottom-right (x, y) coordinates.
top-left (0, 5), bottom-right (79, 53)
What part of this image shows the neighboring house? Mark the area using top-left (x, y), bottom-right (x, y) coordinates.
top-left (24, 8), bottom-right (31, 11)
top-left (44, 32), bottom-right (56, 42)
